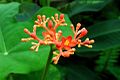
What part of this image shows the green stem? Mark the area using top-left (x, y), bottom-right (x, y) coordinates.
top-left (47, 0), bottom-right (51, 6)
top-left (9, 74), bottom-right (13, 80)
top-left (41, 45), bottom-right (53, 80)
top-left (39, 0), bottom-right (51, 7)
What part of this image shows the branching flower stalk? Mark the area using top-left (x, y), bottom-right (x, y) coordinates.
top-left (21, 13), bottom-right (94, 79)
top-left (41, 45), bottom-right (53, 80)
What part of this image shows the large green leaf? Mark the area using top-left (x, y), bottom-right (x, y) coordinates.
top-left (76, 20), bottom-right (120, 54)
top-left (95, 48), bottom-right (120, 80)
top-left (59, 64), bottom-right (101, 80)
top-left (12, 65), bottom-right (61, 80)
top-left (0, 3), bottom-right (49, 79)
top-left (58, 0), bottom-right (111, 17)
top-left (0, 21), bottom-right (50, 80)
top-left (96, 48), bottom-right (119, 72)
top-left (0, 5), bottom-right (73, 80)
top-left (0, 2), bottom-right (20, 55)
top-left (16, 3), bottom-right (40, 21)
top-left (109, 67), bottom-right (120, 80)
top-left (46, 65), bottom-right (61, 80)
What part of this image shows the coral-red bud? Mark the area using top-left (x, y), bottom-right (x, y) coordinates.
top-left (62, 52), bottom-right (70, 57)
top-left (70, 24), bottom-right (75, 32)
top-left (52, 56), bottom-right (57, 61)
top-left (37, 15), bottom-right (41, 20)
top-left (48, 20), bottom-right (53, 29)
top-left (90, 40), bottom-right (95, 43)
top-left (35, 21), bottom-right (39, 25)
top-left (80, 28), bottom-right (88, 38)
top-left (24, 28), bottom-right (30, 35)
top-left (84, 40), bottom-right (90, 44)
top-left (60, 14), bottom-right (64, 20)
top-left (76, 23), bottom-right (81, 30)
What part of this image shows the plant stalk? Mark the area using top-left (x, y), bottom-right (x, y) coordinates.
top-left (39, 0), bottom-right (51, 7)
top-left (9, 74), bottom-right (13, 80)
top-left (41, 45), bottom-right (53, 80)
top-left (47, 0), bottom-right (51, 6)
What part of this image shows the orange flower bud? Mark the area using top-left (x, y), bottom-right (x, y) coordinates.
top-left (60, 14), bottom-right (64, 20)
top-left (62, 52), bottom-right (70, 57)
top-left (37, 15), bottom-right (41, 20)
top-left (34, 21), bottom-right (39, 25)
top-left (76, 23), bottom-right (81, 31)
top-left (24, 28), bottom-right (31, 35)
top-left (55, 13), bottom-right (58, 20)
top-left (48, 20), bottom-right (53, 29)
top-left (79, 28), bottom-right (88, 38)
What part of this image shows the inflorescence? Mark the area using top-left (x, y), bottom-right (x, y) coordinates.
top-left (21, 13), bottom-right (94, 64)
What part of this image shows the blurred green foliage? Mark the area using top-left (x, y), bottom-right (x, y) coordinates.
top-left (0, 0), bottom-right (120, 80)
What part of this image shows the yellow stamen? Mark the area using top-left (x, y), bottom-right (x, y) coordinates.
top-left (85, 45), bottom-right (92, 48)
top-left (53, 51), bottom-right (58, 55)
top-left (64, 40), bottom-right (69, 46)
top-left (21, 38), bottom-right (33, 42)
top-left (30, 46), bottom-right (36, 50)
top-left (78, 44), bottom-right (81, 47)
top-left (88, 45), bottom-right (92, 48)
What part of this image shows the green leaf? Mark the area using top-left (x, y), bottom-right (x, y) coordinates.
top-left (60, 64), bottom-right (101, 80)
top-left (0, 3), bottom-right (50, 79)
top-left (0, 2), bottom-right (20, 55)
top-left (0, 21), bottom-right (50, 80)
top-left (0, 0), bottom-right (7, 3)
top-left (109, 67), bottom-right (120, 80)
top-left (12, 65), bottom-right (61, 80)
top-left (95, 48), bottom-right (119, 72)
top-left (59, 0), bottom-right (111, 17)
top-left (76, 20), bottom-right (120, 53)
top-left (10, 0), bottom-right (33, 3)
top-left (16, 3), bottom-right (40, 21)
top-left (0, 6), bottom-right (73, 80)
top-left (46, 65), bottom-right (61, 80)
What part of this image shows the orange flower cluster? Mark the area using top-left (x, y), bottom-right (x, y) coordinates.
top-left (21, 14), bottom-right (94, 64)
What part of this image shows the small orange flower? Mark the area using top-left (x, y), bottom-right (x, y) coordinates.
top-left (56, 36), bottom-right (77, 50)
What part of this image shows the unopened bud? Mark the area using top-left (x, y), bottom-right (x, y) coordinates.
top-left (21, 38), bottom-right (27, 42)
top-left (62, 52), bottom-right (70, 57)
top-left (60, 14), bottom-right (64, 20)
top-left (87, 45), bottom-right (92, 48)
top-left (70, 24), bottom-right (75, 31)
top-left (76, 23), bottom-right (81, 30)
top-left (55, 13), bottom-right (58, 20)
top-left (78, 44), bottom-right (81, 47)
top-left (37, 15), bottom-right (41, 20)
top-left (42, 15), bottom-right (46, 21)
top-left (48, 20), bottom-right (53, 29)
top-left (24, 28), bottom-right (31, 35)
top-left (90, 40), bottom-right (95, 43)
top-left (79, 28), bottom-right (88, 38)
top-left (35, 21), bottom-right (39, 25)
top-left (30, 46), bottom-right (36, 50)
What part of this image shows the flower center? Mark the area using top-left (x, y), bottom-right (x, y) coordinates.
top-left (64, 40), bottom-right (69, 46)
